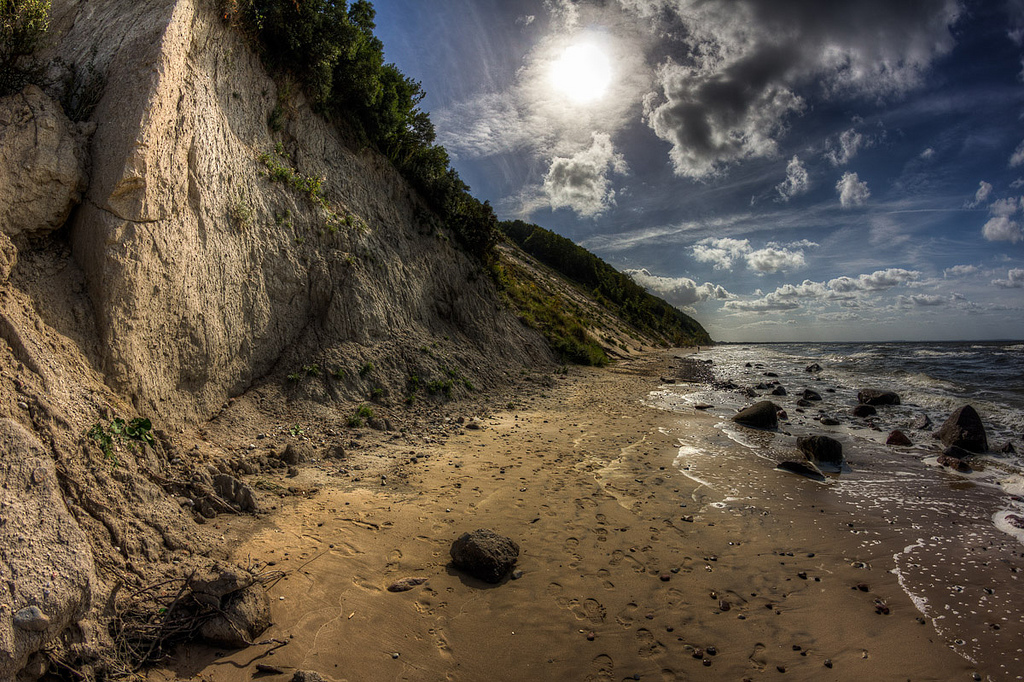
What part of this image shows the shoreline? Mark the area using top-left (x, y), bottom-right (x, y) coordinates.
top-left (154, 349), bottom-right (997, 681)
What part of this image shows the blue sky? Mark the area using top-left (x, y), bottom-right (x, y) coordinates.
top-left (374, 0), bottom-right (1024, 341)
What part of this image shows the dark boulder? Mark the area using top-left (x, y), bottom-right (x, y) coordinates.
top-left (797, 435), bottom-right (844, 466)
top-left (732, 401), bottom-right (780, 430)
top-left (820, 416), bottom-right (840, 426)
top-left (281, 443), bottom-right (312, 465)
top-left (805, 363), bottom-right (823, 373)
top-left (886, 430), bottom-right (913, 447)
top-left (911, 414), bottom-right (932, 430)
top-left (200, 584), bottom-right (271, 648)
top-left (858, 389), bottom-right (901, 406)
top-left (764, 372), bottom-right (778, 377)
top-left (771, 386), bottom-right (787, 396)
top-left (942, 445), bottom-right (973, 460)
top-left (802, 389), bottom-right (822, 402)
top-left (796, 399), bottom-right (812, 407)
top-left (1001, 442), bottom-right (1017, 455)
top-left (934, 405), bottom-right (988, 453)
top-left (777, 460), bottom-right (826, 481)
top-left (936, 454), bottom-right (972, 473)
top-left (852, 404), bottom-right (877, 418)
top-left (450, 529), bottom-right (520, 583)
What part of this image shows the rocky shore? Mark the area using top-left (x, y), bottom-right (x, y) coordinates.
top-left (146, 349), bottom-right (1004, 682)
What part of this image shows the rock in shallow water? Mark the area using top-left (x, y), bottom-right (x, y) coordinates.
top-left (797, 435), bottom-right (844, 466)
top-left (732, 401), bottom-right (780, 430)
top-left (887, 430), bottom-right (913, 446)
top-left (935, 405), bottom-right (988, 453)
top-left (450, 529), bottom-right (519, 583)
top-left (777, 460), bottom-right (826, 481)
top-left (852, 404), bottom-right (877, 418)
top-left (858, 389), bottom-right (901, 406)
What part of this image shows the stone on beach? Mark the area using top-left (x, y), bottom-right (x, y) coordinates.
top-left (387, 577), bottom-right (428, 592)
top-left (802, 389), bottom-right (822, 401)
top-left (934, 405), bottom-right (988, 453)
top-left (450, 529), bottom-right (519, 583)
top-left (199, 584), bottom-right (272, 648)
top-left (777, 460), bottom-right (826, 481)
top-left (936, 454), bottom-right (972, 473)
top-left (886, 430), bottom-right (913, 446)
top-left (912, 414), bottom-right (932, 430)
top-left (852, 404), bottom-right (877, 418)
top-left (797, 435), bottom-right (844, 466)
top-left (732, 401), bottom-right (780, 429)
top-left (858, 389), bottom-right (901, 406)
top-left (805, 363), bottom-right (823, 373)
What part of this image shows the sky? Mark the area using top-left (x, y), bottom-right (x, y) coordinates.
top-left (373, 0), bottom-right (1024, 342)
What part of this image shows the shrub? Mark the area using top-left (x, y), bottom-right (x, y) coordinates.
top-left (1, 0), bottom-right (50, 97)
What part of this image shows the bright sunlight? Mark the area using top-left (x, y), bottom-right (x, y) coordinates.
top-left (548, 41), bottom-right (612, 104)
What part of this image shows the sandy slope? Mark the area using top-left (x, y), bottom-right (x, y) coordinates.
top-left (154, 350), bottom-right (980, 682)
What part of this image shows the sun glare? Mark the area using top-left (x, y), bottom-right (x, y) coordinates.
top-left (549, 41), bottom-right (612, 104)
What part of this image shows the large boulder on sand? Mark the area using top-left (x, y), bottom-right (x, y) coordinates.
top-left (199, 584), bottom-right (271, 648)
top-left (732, 401), bottom-right (780, 430)
top-left (934, 405), bottom-right (988, 453)
top-left (797, 435), bottom-right (844, 467)
top-left (450, 529), bottom-right (519, 583)
top-left (0, 85), bottom-right (91, 238)
top-left (858, 389), bottom-right (901, 406)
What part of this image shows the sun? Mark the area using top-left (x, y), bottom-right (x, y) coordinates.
top-left (549, 41), bottom-right (612, 104)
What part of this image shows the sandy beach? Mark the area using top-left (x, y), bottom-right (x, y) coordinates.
top-left (152, 349), bottom-right (995, 682)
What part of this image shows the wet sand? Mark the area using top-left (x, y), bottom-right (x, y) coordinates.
top-left (155, 350), bottom-right (999, 681)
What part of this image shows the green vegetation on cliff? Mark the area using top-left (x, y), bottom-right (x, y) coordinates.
top-left (224, 0), bottom-right (496, 257)
top-left (500, 220), bottom-right (712, 348)
top-left (0, 0), bottom-right (50, 96)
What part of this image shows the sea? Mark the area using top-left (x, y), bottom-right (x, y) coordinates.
top-left (649, 341), bottom-right (1024, 678)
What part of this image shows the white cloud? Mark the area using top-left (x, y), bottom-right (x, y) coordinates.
top-left (632, 0), bottom-right (960, 178)
top-left (1012, 178), bottom-right (1024, 189)
top-left (982, 196), bottom-right (1024, 243)
top-left (825, 128), bottom-right (865, 166)
top-left (692, 237), bottom-right (752, 269)
top-left (775, 155), bottom-right (810, 202)
top-left (836, 171), bottom-right (870, 208)
top-left (966, 180), bottom-right (993, 208)
top-left (745, 246), bottom-right (806, 273)
top-left (992, 268), bottom-right (1024, 288)
top-left (516, 14), bottom-right (536, 26)
top-left (1011, 138), bottom-right (1024, 168)
top-left (910, 294), bottom-right (947, 306)
top-left (625, 268), bottom-right (733, 306)
top-left (919, 147), bottom-right (936, 160)
top-left (691, 237), bottom-right (812, 273)
top-left (542, 132), bottom-right (628, 217)
top-left (943, 264), bottom-right (978, 277)
top-left (828, 268), bottom-right (920, 292)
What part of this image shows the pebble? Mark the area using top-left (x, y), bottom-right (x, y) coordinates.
top-left (824, 659), bottom-right (833, 669)
top-left (586, 631), bottom-right (595, 641)
top-left (511, 569), bottom-right (524, 580)
top-left (13, 606), bottom-right (49, 632)
top-left (659, 574), bottom-right (671, 582)
top-left (17, 401), bottom-right (28, 410)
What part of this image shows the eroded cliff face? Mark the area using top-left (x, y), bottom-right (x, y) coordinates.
top-left (49, 0), bottom-right (547, 426)
top-left (0, 0), bottom-right (550, 676)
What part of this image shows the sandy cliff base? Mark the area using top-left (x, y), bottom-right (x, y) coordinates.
top-left (154, 351), bottom-right (983, 681)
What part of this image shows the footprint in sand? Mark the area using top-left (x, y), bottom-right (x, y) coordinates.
top-left (636, 628), bottom-right (666, 658)
top-left (594, 528), bottom-right (608, 543)
top-left (660, 670), bottom-right (682, 682)
top-left (749, 642), bottom-right (768, 672)
top-left (595, 513), bottom-right (607, 524)
top-left (547, 582), bottom-right (570, 608)
top-left (609, 549), bottom-right (624, 566)
top-left (584, 654), bottom-right (614, 682)
top-left (385, 549), bottom-right (403, 570)
top-left (615, 602), bottom-right (638, 628)
top-left (569, 598), bottom-right (607, 624)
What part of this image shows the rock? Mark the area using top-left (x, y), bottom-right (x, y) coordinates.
top-left (942, 445), bottom-right (973, 460)
top-left (0, 231), bottom-right (16, 282)
top-left (797, 435), bottom-right (844, 466)
top-left (13, 606), bottom-right (50, 632)
top-left (200, 584), bottom-right (271, 648)
top-left (802, 389), bottom-right (822, 401)
top-left (1001, 442), bottom-right (1016, 454)
top-left (777, 461), bottom-right (826, 481)
top-left (0, 420), bottom-right (96, 680)
top-left (771, 386), bottom-right (787, 396)
top-left (852, 404), bottom-right (877, 418)
top-left (820, 416), bottom-right (840, 426)
top-left (293, 672), bottom-right (327, 682)
top-left (805, 363), bottom-right (823, 373)
top-left (886, 430), bottom-right (913, 446)
top-left (464, 418), bottom-right (484, 430)
top-left (188, 560), bottom-right (253, 604)
top-left (936, 455), bottom-right (972, 473)
top-left (281, 443), bottom-right (311, 465)
top-left (777, 409), bottom-right (789, 421)
top-left (911, 414), bottom-right (932, 430)
top-left (450, 529), bottom-right (519, 583)
top-left (0, 85), bottom-right (91, 238)
top-left (387, 577), bottom-right (428, 593)
top-left (858, 389), bottom-right (901, 406)
top-left (796, 398), bottom-right (812, 407)
top-left (212, 473), bottom-right (259, 512)
top-left (732, 401), bottom-right (780, 430)
top-left (934, 405), bottom-right (988, 453)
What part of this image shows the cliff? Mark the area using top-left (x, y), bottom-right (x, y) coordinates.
top-left (0, 0), bottom-right (705, 677)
